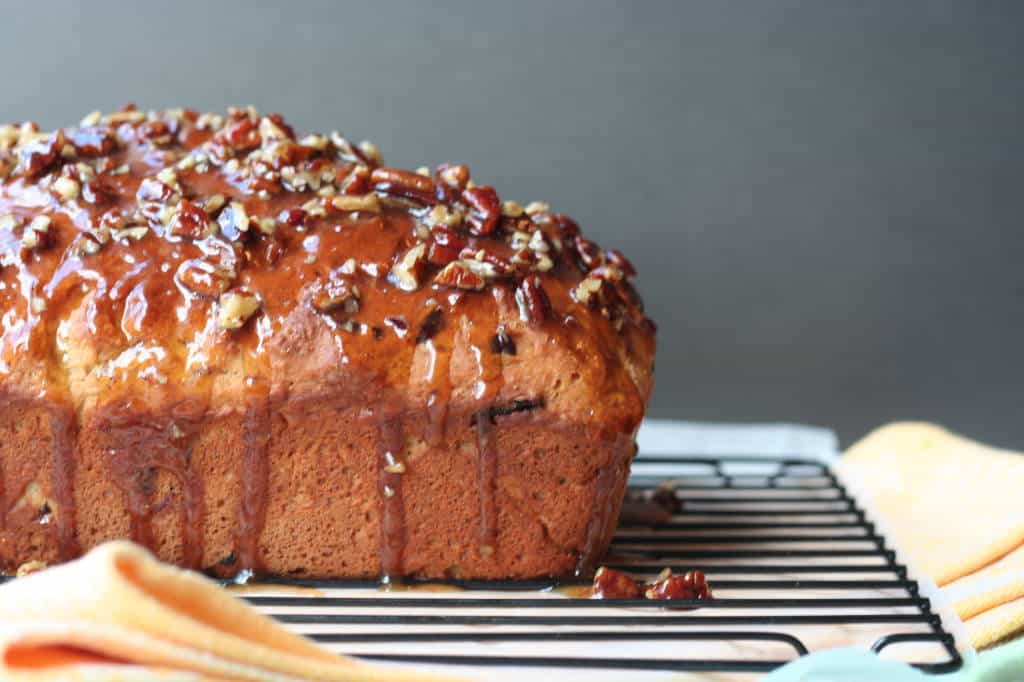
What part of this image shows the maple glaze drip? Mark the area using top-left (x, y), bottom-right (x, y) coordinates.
top-left (179, 452), bottom-right (206, 570)
top-left (470, 297), bottom-right (506, 558)
top-left (475, 408), bottom-right (499, 554)
top-left (101, 406), bottom-right (205, 568)
top-left (423, 338), bottom-right (453, 445)
top-left (235, 394), bottom-right (272, 573)
top-left (377, 411), bottom-right (407, 579)
top-left (576, 462), bottom-right (617, 577)
top-left (49, 406), bottom-right (80, 560)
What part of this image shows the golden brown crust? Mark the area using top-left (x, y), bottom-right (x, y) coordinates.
top-left (0, 106), bottom-right (655, 578)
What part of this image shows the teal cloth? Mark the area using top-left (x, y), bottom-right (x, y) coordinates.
top-left (762, 639), bottom-right (1024, 681)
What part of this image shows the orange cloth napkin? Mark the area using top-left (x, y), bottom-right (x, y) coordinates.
top-left (838, 422), bottom-right (1024, 649)
top-left (0, 541), bottom-right (460, 681)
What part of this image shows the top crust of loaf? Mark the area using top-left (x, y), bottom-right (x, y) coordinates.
top-left (0, 106), bottom-right (654, 428)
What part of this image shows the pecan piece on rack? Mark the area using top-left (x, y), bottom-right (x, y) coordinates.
top-left (644, 569), bottom-right (713, 601)
top-left (591, 567), bottom-right (641, 599)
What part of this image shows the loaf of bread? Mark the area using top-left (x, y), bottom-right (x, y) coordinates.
top-left (0, 106), bottom-right (655, 579)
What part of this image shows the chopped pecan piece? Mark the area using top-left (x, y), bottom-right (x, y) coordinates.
top-left (330, 194), bottom-right (380, 213)
top-left (215, 118), bottom-right (261, 151)
top-left (574, 236), bottom-right (603, 270)
top-left (309, 277), bottom-right (360, 313)
top-left (217, 201), bottom-right (250, 241)
top-left (167, 200), bottom-right (215, 239)
top-left (19, 131), bottom-right (63, 177)
top-left (591, 567), bottom-right (641, 599)
top-left (175, 259), bottom-right (233, 298)
top-left (606, 248), bottom-right (636, 278)
top-left (515, 276), bottom-right (552, 325)
top-left (573, 276), bottom-right (605, 306)
top-left (67, 126), bottom-right (117, 156)
top-left (258, 116), bottom-right (291, 142)
top-left (462, 185), bottom-right (500, 236)
top-left (436, 162), bottom-right (470, 189)
top-left (427, 225), bottom-right (467, 266)
top-left (136, 177), bottom-right (179, 204)
top-left (371, 167), bottom-right (437, 204)
top-left (21, 215), bottom-right (52, 249)
top-left (389, 242), bottom-right (427, 291)
top-left (339, 164), bottom-right (371, 194)
top-left (524, 201), bottom-right (549, 216)
top-left (53, 176), bottom-right (80, 201)
top-left (81, 176), bottom-right (119, 206)
top-left (217, 290), bottom-right (262, 330)
top-left (434, 260), bottom-right (486, 290)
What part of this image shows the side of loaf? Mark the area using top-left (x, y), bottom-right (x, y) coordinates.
top-left (0, 106), bottom-right (655, 579)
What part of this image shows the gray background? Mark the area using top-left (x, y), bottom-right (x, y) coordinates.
top-left (3, 1), bottom-right (1022, 447)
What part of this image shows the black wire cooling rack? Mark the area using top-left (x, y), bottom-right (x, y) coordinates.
top-left (239, 455), bottom-right (964, 677)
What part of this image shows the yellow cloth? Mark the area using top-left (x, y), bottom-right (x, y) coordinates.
top-left (0, 541), bottom-right (459, 682)
top-left (839, 422), bottom-right (1024, 650)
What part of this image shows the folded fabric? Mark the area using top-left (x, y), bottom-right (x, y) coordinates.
top-left (0, 541), bottom-right (459, 682)
top-left (838, 422), bottom-right (1024, 650)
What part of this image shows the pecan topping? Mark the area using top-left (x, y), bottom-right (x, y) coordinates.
top-left (434, 260), bottom-right (486, 290)
top-left (371, 167), bottom-right (436, 204)
top-left (67, 126), bottom-right (117, 156)
top-left (136, 177), bottom-right (179, 204)
top-left (606, 248), bottom-right (636, 278)
top-left (19, 131), bottom-right (63, 178)
top-left (436, 163), bottom-right (470, 189)
top-left (389, 242), bottom-right (428, 291)
top-left (427, 225), bottom-right (467, 266)
top-left (462, 185), bottom-right (500, 236)
top-left (217, 201), bottom-right (250, 241)
top-left (574, 236), bottom-right (603, 270)
top-left (217, 289), bottom-right (261, 330)
top-left (309, 277), bottom-right (360, 313)
top-left (81, 176), bottom-right (119, 206)
top-left (515, 276), bottom-right (551, 325)
top-left (167, 200), bottom-right (215, 239)
top-left (53, 176), bottom-right (80, 201)
top-left (175, 259), bottom-right (233, 298)
top-left (0, 105), bottom-right (651, 382)
top-left (330, 194), bottom-right (380, 213)
top-left (21, 215), bottom-right (52, 249)
top-left (216, 118), bottom-right (261, 151)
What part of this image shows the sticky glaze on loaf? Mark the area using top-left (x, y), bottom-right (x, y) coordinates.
top-left (0, 106), bottom-right (655, 578)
